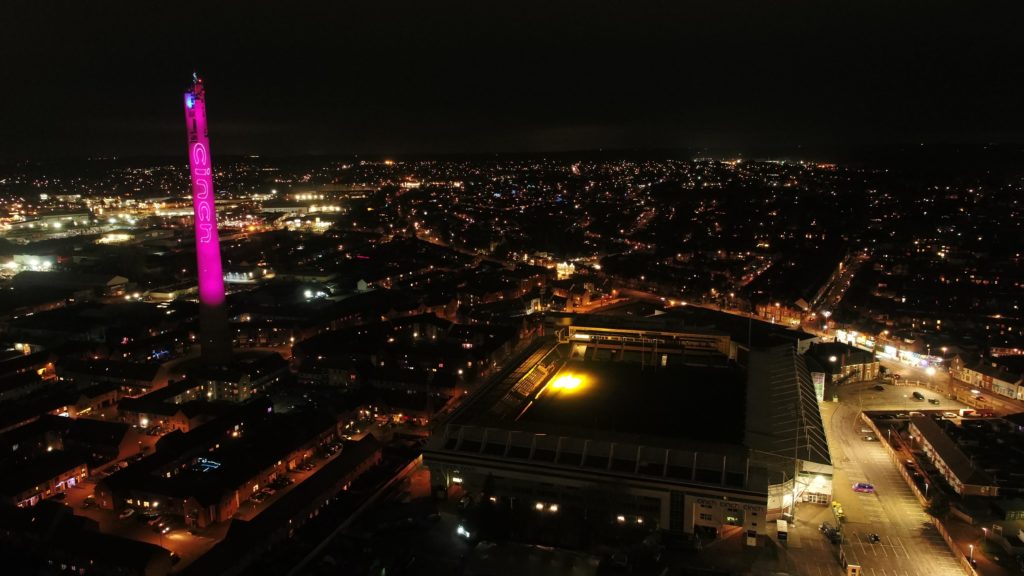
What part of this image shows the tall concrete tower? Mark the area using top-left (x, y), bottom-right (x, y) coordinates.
top-left (184, 75), bottom-right (232, 365)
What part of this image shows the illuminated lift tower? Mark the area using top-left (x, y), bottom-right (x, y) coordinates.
top-left (184, 75), bottom-right (232, 365)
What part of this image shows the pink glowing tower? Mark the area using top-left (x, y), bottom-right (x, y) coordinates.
top-left (184, 74), bottom-right (232, 365)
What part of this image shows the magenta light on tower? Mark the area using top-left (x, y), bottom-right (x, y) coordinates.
top-left (183, 75), bottom-right (225, 306)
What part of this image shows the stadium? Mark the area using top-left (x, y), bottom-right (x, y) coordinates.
top-left (423, 313), bottom-right (832, 545)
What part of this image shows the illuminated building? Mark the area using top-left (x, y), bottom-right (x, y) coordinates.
top-left (425, 315), bottom-right (831, 544)
top-left (183, 75), bottom-right (231, 365)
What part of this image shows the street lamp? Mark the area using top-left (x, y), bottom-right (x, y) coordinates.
top-left (969, 544), bottom-right (974, 563)
top-left (925, 482), bottom-right (929, 498)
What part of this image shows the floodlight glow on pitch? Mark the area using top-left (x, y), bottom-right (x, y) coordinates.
top-left (549, 373), bottom-right (588, 394)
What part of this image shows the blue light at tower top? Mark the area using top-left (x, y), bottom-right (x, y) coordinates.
top-left (186, 95), bottom-right (195, 109)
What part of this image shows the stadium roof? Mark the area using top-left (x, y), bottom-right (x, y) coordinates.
top-left (744, 345), bottom-right (831, 468)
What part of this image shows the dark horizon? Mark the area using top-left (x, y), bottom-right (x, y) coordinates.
top-left (3, 1), bottom-right (1024, 161)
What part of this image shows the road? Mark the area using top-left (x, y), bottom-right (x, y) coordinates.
top-left (781, 380), bottom-right (966, 576)
top-left (62, 479), bottom-right (223, 572)
top-left (814, 253), bottom-right (869, 311)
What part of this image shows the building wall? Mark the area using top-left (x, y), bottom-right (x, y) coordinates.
top-left (839, 361), bottom-right (879, 383)
top-left (427, 456), bottom-right (767, 537)
top-left (8, 464), bottom-right (89, 507)
top-left (685, 492), bottom-right (764, 537)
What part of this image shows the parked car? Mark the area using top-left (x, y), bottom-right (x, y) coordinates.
top-left (873, 385), bottom-right (885, 391)
top-left (118, 508), bottom-right (136, 520)
top-left (862, 435), bottom-right (877, 442)
top-left (852, 482), bottom-right (875, 493)
top-left (928, 398), bottom-right (941, 405)
top-left (269, 476), bottom-right (294, 490)
top-left (140, 509), bottom-right (163, 524)
top-left (943, 412), bottom-right (958, 418)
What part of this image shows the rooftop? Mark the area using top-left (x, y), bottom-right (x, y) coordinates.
top-left (910, 414), bottom-right (996, 488)
top-left (0, 450), bottom-right (85, 497)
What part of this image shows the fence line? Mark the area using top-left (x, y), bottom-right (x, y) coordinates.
top-left (933, 518), bottom-right (980, 576)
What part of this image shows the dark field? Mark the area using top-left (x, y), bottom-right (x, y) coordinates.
top-left (519, 360), bottom-right (746, 444)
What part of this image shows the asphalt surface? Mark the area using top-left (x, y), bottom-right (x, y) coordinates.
top-left (789, 381), bottom-right (966, 576)
top-left (62, 478), bottom-right (223, 571)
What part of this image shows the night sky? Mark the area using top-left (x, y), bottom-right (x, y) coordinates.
top-left (2, 1), bottom-right (1023, 160)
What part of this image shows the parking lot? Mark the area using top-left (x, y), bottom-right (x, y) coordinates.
top-left (801, 382), bottom-right (967, 576)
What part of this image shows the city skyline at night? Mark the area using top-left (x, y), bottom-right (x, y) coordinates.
top-left (1, 3), bottom-right (1023, 576)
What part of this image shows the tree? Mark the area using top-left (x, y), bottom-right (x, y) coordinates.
top-left (926, 494), bottom-right (950, 519)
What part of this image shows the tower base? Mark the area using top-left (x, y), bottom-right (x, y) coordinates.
top-left (200, 303), bottom-right (232, 366)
